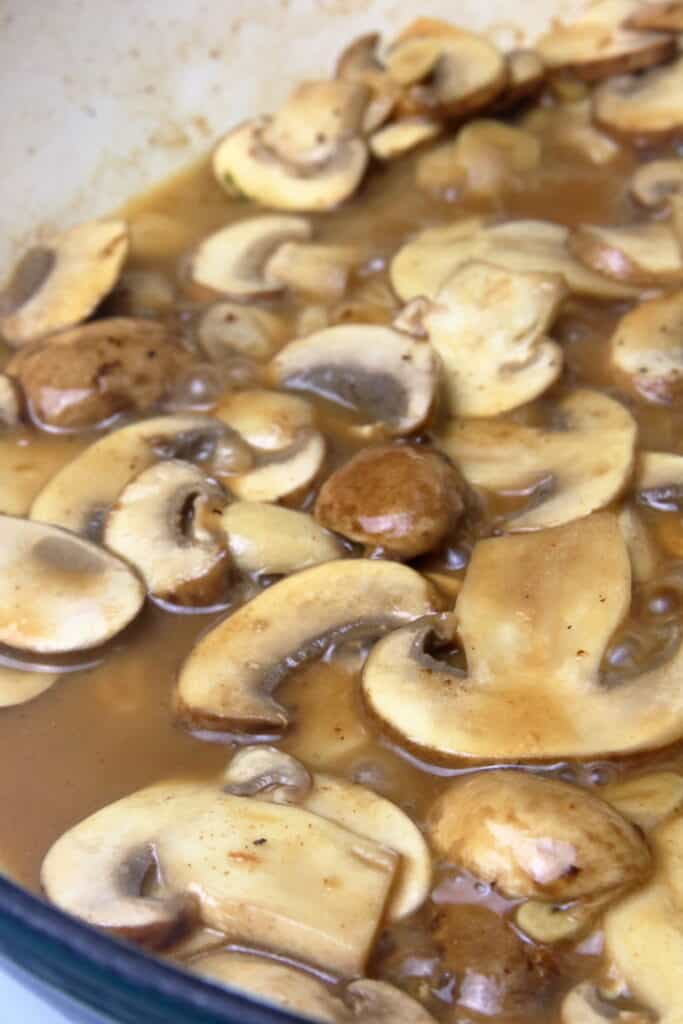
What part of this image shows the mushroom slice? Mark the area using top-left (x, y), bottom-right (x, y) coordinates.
top-left (175, 558), bottom-right (437, 734)
top-left (438, 390), bottom-right (636, 531)
top-left (195, 953), bottom-right (439, 1023)
top-left (0, 219), bottom-right (129, 347)
top-left (594, 57), bottom-right (683, 138)
top-left (427, 771), bottom-right (650, 901)
top-left (364, 512), bottom-right (683, 760)
top-left (603, 814), bottom-right (683, 1024)
top-left (30, 415), bottom-right (248, 536)
top-left (369, 118), bottom-right (442, 160)
top-left (335, 33), bottom-right (400, 134)
top-left (618, 505), bottom-right (659, 582)
top-left (562, 983), bottom-right (653, 1024)
top-left (225, 747), bottom-right (432, 920)
top-left (215, 390), bottom-right (325, 502)
top-left (416, 121), bottom-right (541, 198)
top-left (270, 325), bottom-right (437, 436)
top-left (104, 461), bottom-right (231, 608)
top-left (265, 242), bottom-right (360, 300)
top-left (0, 515), bottom-right (144, 654)
top-left (41, 772), bottom-right (398, 974)
top-left (600, 772), bottom-right (683, 831)
top-left (495, 49), bottom-right (546, 109)
top-left (570, 222), bottom-right (683, 287)
top-left (405, 261), bottom-right (565, 417)
top-left (384, 19), bottom-right (507, 119)
top-left (222, 501), bottom-right (344, 575)
top-left (523, 101), bottom-right (620, 165)
top-left (629, 159), bottom-right (683, 207)
top-left (0, 666), bottom-right (59, 709)
top-left (0, 375), bottom-right (20, 427)
top-left (536, 0), bottom-right (676, 80)
top-left (625, 1), bottom-right (683, 31)
top-left (189, 216), bottom-right (311, 300)
top-left (610, 289), bottom-right (683, 402)
top-left (390, 218), bottom-right (642, 302)
top-left (517, 895), bottom-right (611, 945)
top-left (197, 303), bottom-right (286, 363)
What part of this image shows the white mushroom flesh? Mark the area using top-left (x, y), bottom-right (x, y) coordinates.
top-left (222, 501), bottom-right (344, 575)
top-left (570, 222), bottom-right (683, 286)
top-left (594, 56), bottom-right (683, 137)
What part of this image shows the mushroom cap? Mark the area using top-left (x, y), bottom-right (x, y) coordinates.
top-left (265, 242), bottom-right (359, 300)
top-left (213, 119), bottom-right (368, 213)
top-left (197, 302), bottom-right (286, 363)
top-left (0, 218), bottom-right (129, 346)
top-left (594, 56), bottom-right (683, 137)
top-left (610, 288), bottom-right (683, 402)
top-left (369, 117), bottom-right (442, 160)
top-left (410, 260), bottom-right (565, 417)
top-left (175, 558), bottom-right (437, 733)
top-left (0, 515), bottom-right (144, 654)
top-left (30, 415), bottom-right (245, 536)
top-left (570, 222), bottom-right (683, 286)
top-left (222, 501), bottom-right (344, 575)
top-left (363, 512), bottom-right (683, 760)
top-left (0, 666), bottom-right (59, 708)
top-left (189, 216), bottom-right (311, 300)
top-left (629, 159), bottom-right (683, 207)
top-left (195, 953), bottom-right (439, 1023)
top-left (427, 770), bottom-right (651, 901)
top-left (41, 773), bottom-right (398, 974)
top-left (537, 0), bottom-right (677, 80)
top-left (438, 389), bottom-right (636, 531)
top-left (269, 324), bottom-right (437, 436)
top-left (390, 218), bottom-right (642, 302)
top-left (104, 460), bottom-right (231, 608)
top-left (6, 317), bottom-right (191, 430)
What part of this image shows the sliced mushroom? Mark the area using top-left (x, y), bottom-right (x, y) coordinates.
top-left (427, 770), bottom-right (650, 901)
top-left (175, 558), bottom-right (437, 733)
top-left (224, 747), bottom-right (432, 920)
top-left (215, 389), bottom-right (325, 502)
top-left (197, 302), bottom-right (286, 363)
top-left (610, 289), bottom-right (683, 402)
top-left (0, 219), bottom-right (129, 346)
top-left (222, 501), bottom-right (344, 575)
top-left (629, 159), bottom-right (683, 207)
top-left (523, 101), bottom-right (620, 165)
top-left (438, 389), bottom-right (636, 531)
top-left (0, 375), bottom-right (20, 427)
top-left (213, 81), bottom-right (370, 212)
top-left (265, 242), bottom-right (359, 300)
top-left (618, 505), bottom-right (659, 582)
top-left (0, 666), bottom-right (59, 709)
top-left (570, 222), bottom-right (683, 287)
top-left (600, 771), bottom-right (683, 831)
top-left (494, 49), bottom-right (546, 109)
top-left (625, 1), bottom-right (683, 29)
top-left (390, 218), bottom-right (642, 302)
top-left (189, 216), bottom-right (311, 300)
top-left (384, 18), bottom-right (507, 119)
top-left (41, 771), bottom-right (398, 974)
top-left (416, 121), bottom-right (541, 198)
top-left (0, 515), bottom-right (144, 654)
top-left (369, 118), bottom-right (442, 160)
top-left (594, 57), bottom-right (683, 138)
top-left (6, 318), bottom-right (192, 430)
top-left (104, 461), bottom-right (231, 607)
top-left (536, 0), bottom-right (676, 80)
top-left (403, 261), bottom-right (565, 417)
top-left (269, 325), bottom-right (437, 436)
top-left (363, 511), bottom-right (683, 760)
top-left (516, 895), bottom-right (611, 944)
top-left (30, 415), bottom-right (249, 536)
top-left (195, 953), bottom-right (439, 1023)
top-left (315, 445), bottom-right (464, 558)
top-left (562, 982), bottom-right (653, 1024)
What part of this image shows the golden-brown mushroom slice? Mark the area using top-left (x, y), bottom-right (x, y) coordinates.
top-left (0, 515), bottom-right (144, 654)
top-left (384, 18), bottom-right (507, 119)
top-left (189, 216), bottom-right (311, 300)
top-left (222, 502), bottom-right (344, 575)
top-left (630, 159), bottom-right (683, 207)
top-left (334, 33), bottom-right (400, 134)
top-left (41, 771), bottom-right (398, 974)
top-left (0, 219), bottom-right (129, 346)
top-left (0, 667), bottom-right (59, 709)
top-left (537, 0), bottom-right (676, 81)
top-left (363, 511), bottom-right (683, 760)
top-left (369, 118), bottom-right (442, 160)
top-left (427, 771), bottom-right (650, 902)
top-left (390, 218), bottom-right (642, 301)
top-left (570, 222), bottom-right (683, 286)
top-left (175, 559), bottom-right (437, 734)
top-left (523, 100), bottom-right (620, 165)
top-left (438, 390), bottom-right (636, 531)
top-left (610, 289), bottom-right (683, 402)
top-left (194, 953), bottom-right (439, 1023)
top-left (600, 772), bottom-right (683, 831)
top-left (104, 461), bottom-right (231, 608)
top-left (265, 242), bottom-right (360, 300)
top-left (197, 303), bottom-right (286, 363)
top-left (416, 121), bottom-right (541, 198)
top-left (213, 81), bottom-right (370, 212)
top-left (401, 261), bottom-right (565, 417)
top-left (594, 57), bottom-right (683, 138)
top-left (6, 318), bottom-right (192, 430)
top-left (625, 1), bottom-right (683, 31)
top-left (269, 325), bottom-right (437, 436)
